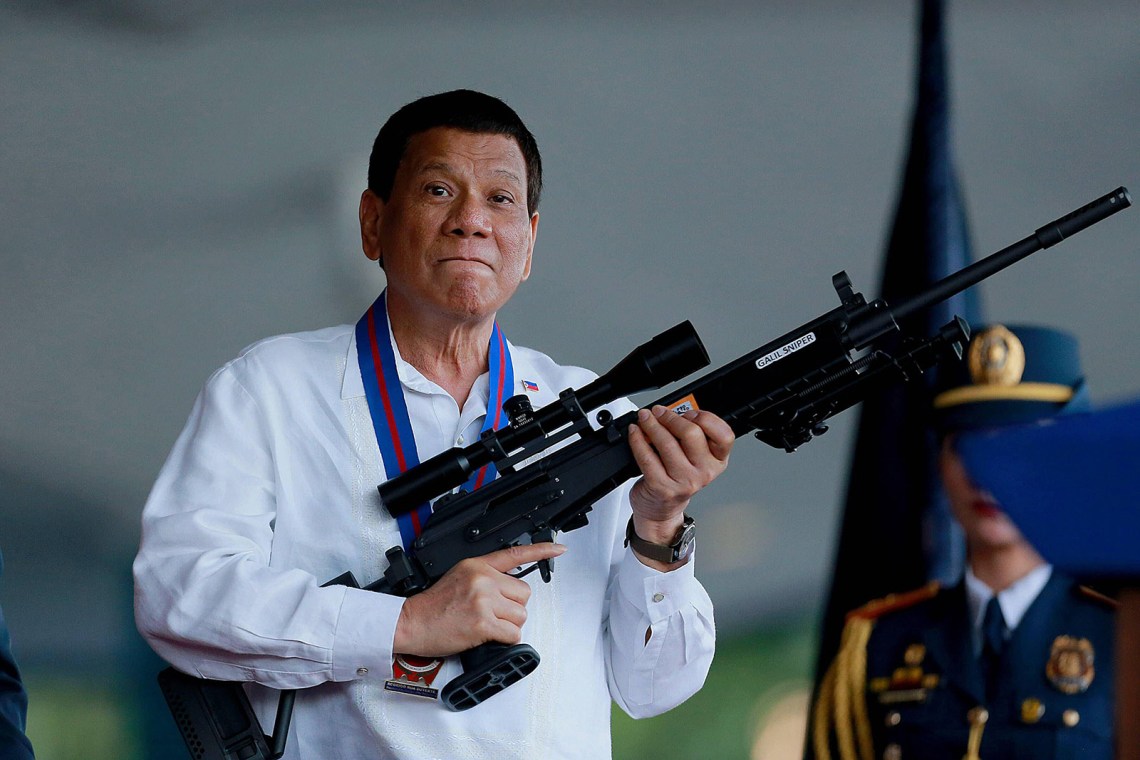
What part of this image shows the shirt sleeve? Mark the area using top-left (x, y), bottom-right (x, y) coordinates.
top-left (602, 489), bottom-right (716, 719)
top-left (132, 364), bottom-right (403, 689)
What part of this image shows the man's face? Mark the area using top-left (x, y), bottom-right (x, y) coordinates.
top-left (939, 437), bottom-right (1027, 552)
top-left (359, 127), bottom-right (538, 324)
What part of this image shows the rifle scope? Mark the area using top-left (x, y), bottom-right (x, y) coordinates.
top-left (380, 320), bottom-right (709, 517)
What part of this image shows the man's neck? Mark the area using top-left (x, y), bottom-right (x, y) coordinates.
top-left (968, 541), bottom-right (1046, 594)
top-left (387, 296), bottom-right (493, 409)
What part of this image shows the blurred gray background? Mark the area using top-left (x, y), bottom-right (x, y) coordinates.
top-left (1, 1), bottom-right (1137, 755)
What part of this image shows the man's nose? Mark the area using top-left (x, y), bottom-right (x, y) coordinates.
top-left (445, 193), bottom-right (492, 237)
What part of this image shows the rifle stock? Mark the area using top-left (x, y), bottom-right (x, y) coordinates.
top-left (160, 186), bottom-right (1130, 757)
top-left (157, 668), bottom-right (294, 760)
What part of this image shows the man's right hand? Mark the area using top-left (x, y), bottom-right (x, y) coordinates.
top-left (392, 542), bottom-right (567, 657)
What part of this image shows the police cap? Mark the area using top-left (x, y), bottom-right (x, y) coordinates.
top-left (932, 323), bottom-right (1089, 432)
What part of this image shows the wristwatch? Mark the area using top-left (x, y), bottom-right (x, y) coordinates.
top-left (624, 515), bottom-right (696, 564)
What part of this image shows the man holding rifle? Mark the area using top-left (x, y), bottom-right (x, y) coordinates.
top-left (134, 89), bottom-right (734, 758)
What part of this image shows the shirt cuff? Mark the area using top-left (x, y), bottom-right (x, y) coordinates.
top-left (329, 586), bottom-right (406, 682)
top-left (616, 544), bottom-right (701, 622)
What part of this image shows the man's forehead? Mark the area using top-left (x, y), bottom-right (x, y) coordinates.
top-left (402, 127), bottom-right (526, 180)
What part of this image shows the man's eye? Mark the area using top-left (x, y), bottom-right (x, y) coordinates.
top-left (426, 185), bottom-right (450, 197)
top-left (490, 194), bottom-right (514, 204)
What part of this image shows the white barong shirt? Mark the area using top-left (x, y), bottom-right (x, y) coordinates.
top-left (134, 319), bottom-right (715, 760)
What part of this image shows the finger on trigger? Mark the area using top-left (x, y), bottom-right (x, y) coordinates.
top-left (485, 541), bottom-right (567, 573)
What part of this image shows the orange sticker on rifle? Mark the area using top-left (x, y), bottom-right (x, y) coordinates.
top-left (666, 394), bottom-right (700, 415)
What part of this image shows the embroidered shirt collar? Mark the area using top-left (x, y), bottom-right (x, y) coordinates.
top-left (340, 305), bottom-right (495, 418)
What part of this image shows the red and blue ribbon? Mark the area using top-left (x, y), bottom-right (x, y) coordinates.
top-left (356, 291), bottom-right (513, 549)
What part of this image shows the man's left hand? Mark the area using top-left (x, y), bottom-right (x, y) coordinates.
top-left (626, 405), bottom-right (734, 564)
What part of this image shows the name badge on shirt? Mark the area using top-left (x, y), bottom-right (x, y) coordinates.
top-left (384, 654), bottom-right (444, 700)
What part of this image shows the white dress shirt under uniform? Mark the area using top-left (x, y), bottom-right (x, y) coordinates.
top-left (964, 563), bottom-right (1053, 656)
top-left (133, 319), bottom-right (716, 760)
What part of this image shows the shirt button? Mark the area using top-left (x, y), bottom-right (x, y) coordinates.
top-left (356, 667), bottom-right (369, 676)
top-left (457, 435), bottom-right (465, 444)
top-left (652, 593), bottom-right (665, 603)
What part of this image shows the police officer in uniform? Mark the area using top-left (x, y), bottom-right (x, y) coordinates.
top-left (812, 324), bottom-right (1115, 760)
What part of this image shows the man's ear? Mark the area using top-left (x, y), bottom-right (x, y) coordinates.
top-left (359, 190), bottom-right (384, 266)
top-left (520, 211), bottom-right (539, 281)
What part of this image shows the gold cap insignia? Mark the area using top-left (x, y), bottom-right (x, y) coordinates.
top-left (968, 325), bottom-right (1026, 387)
top-left (1046, 635), bottom-right (1095, 694)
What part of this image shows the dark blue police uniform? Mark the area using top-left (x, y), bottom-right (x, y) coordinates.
top-left (857, 573), bottom-right (1114, 759)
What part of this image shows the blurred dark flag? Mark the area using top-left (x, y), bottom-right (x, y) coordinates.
top-left (810, 0), bottom-right (982, 704)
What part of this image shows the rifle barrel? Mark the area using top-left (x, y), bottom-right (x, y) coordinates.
top-left (891, 186), bottom-right (1130, 325)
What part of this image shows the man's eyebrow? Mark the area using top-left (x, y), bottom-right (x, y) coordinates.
top-left (415, 161), bottom-right (522, 186)
top-left (417, 161), bottom-right (456, 176)
top-left (492, 169), bottom-right (523, 185)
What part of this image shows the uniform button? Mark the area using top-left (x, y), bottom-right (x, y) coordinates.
top-left (1020, 697), bottom-right (1045, 723)
top-left (652, 593), bottom-right (665, 603)
top-left (967, 706), bottom-right (989, 725)
top-left (1062, 709), bottom-right (1080, 727)
top-left (357, 667), bottom-right (369, 676)
top-left (885, 711), bottom-right (901, 727)
top-left (883, 743), bottom-right (901, 760)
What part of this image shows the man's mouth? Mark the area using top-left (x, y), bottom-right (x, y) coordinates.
top-left (440, 256), bottom-right (491, 268)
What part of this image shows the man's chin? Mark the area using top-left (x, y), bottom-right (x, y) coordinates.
top-left (436, 281), bottom-right (510, 321)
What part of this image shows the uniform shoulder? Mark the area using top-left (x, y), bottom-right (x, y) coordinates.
top-left (846, 581), bottom-right (942, 623)
top-left (1076, 584), bottom-right (1119, 610)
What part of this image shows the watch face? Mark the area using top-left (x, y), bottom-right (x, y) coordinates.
top-left (675, 524), bottom-right (696, 562)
